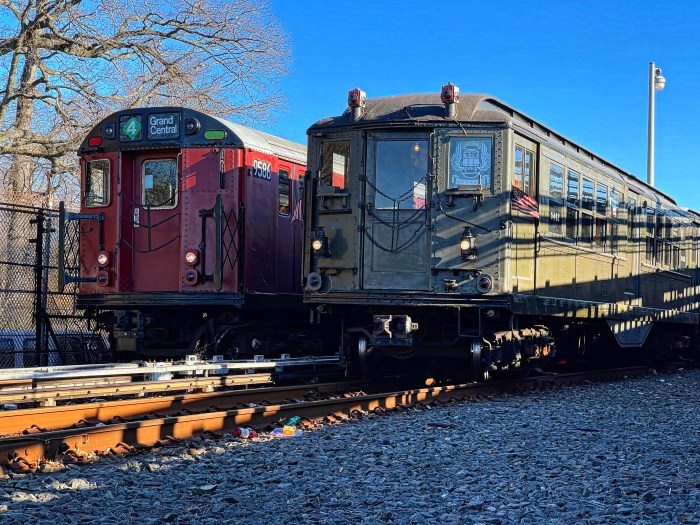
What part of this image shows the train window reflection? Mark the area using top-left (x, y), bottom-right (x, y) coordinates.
top-left (549, 164), bottom-right (564, 198)
top-left (374, 140), bottom-right (428, 210)
top-left (85, 159), bottom-right (110, 207)
top-left (449, 137), bottom-right (492, 188)
top-left (567, 170), bottom-right (579, 204)
top-left (143, 159), bottom-right (177, 208)
top-left (320, 141), bottom-right (350, 189)
top-left (582, 178), bottom-right (594, 210)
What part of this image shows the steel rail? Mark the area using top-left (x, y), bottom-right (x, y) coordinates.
top-left (0, 373), bottom-right (275, 406)
top-left (0, 367), bottom-right (649, 471)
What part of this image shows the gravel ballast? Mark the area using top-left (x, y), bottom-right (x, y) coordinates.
top-left (1, 369), bottom-right (699, 524)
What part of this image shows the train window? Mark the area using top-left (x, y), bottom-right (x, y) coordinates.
top-left (549, 201), bottom-right (563, 234)
top-left (646, 209), bottom-right (655, 236)
top-left (565, 207), bottom-right (578, 240)
top-left (580, 213), bottom-right (593, 245)
top-left (596, 183), bottom-right (607, 215)
top-left (449, 137), bottom-right (492, 188)
top-left (514, 145), bottom-right (533, 194)
top-left (549, 164), bottom-right (564, 198)
top-left (143, 159), bottom-right (177, 208)
top-left (582, 178), bottom-right (594, 211)
top-left (374, 140), bottom-right (428, 209)
top-left (278, 169), bottom-right (290, 215)
top-left (566, 170), bottom-right (579, 204)
top-left (320, 141), bottom-right (350, 189)
top-left (85, 159), bottom-right (110, 207)
top-left (611, 190), bottom-right (620, 218)
top-left (645, 237), bottom-right (654, 262)
top-left (594, 217), bottom-right (607, 249)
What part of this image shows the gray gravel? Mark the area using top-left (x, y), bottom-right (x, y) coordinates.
top-left (1, 369), bottom-right (699, 524)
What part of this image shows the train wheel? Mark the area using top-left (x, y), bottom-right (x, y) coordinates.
top-left (470, 339), bottom-right (490, 381)
top-left (357, 336), bottom-right (385, 380)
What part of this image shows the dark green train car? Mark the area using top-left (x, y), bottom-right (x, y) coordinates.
top-left (302, 85), bottom-right (700, 379)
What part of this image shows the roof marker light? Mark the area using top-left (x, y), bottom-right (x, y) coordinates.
top-left (348, 87), bottom-right (366, 121)
top-left (88, 137), bottom-right (102, 147)
top-left (204, 130), bottom-right (226, 140)
top-left (441, 82), bottom-right (460, 118)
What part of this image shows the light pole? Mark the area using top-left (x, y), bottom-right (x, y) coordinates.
top-left (647, 61), bottom-right (666, 186)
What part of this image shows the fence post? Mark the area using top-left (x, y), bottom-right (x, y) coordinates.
top-left (32, 209), bottom-right (47, 365)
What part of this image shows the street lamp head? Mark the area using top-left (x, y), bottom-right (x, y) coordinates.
top-left (654, 68), bottom-right (666, 91)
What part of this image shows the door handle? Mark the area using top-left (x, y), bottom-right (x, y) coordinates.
top-left (133, 207), bottom-right (140, 227)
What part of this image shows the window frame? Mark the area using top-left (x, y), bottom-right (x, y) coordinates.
top-left (141, 158), bottom-right (178, 209)
top-left (278, 168), bottom-right (291, 216)
top-left (84, 158), bottom-right (111, 208)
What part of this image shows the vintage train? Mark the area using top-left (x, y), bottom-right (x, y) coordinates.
top-left (58, 107), bottom-right (317, 360)
top-left (57, 90), bottom-right (700, 380)
top-left (302, 84), bottom-right (700, 379)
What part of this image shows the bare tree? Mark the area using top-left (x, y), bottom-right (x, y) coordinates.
top-left (0, 0), bottom-right (291, 205)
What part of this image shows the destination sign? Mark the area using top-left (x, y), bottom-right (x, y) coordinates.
top-left (147, 112), bottom-right (180, 140)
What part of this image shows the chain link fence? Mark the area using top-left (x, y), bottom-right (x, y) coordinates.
top-left (0, 202), bottom-right (107, 369)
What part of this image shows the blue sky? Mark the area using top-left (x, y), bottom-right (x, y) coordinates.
top-left (266, 0), bottom-right (700, 212)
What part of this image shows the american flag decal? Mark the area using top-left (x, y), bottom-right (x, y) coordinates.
top-left (511, 187), bottom-right (540, 219)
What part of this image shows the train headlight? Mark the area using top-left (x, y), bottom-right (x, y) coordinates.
top-left (184, 118), bottom-right (201, 135)
top-left (97, 251), bottom-right (110, 267)
top-left (184, 249), bottom-right (199, 266)
top-left (184, 269), bottom-right (199, 286)
top-left (310, 227), bottom-right (331, 258)
top-left (96, 270), bottom-right (110, 287)
top-left (460, 227), bottom-right (477, 261)
top-left (476, 274), bottom-right (493, 294)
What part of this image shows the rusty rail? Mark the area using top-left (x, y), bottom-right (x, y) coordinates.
top-left (0, 367), bottom-right (651, 471)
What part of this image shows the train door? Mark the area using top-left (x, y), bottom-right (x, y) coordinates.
top-left (125, 150), bottom-right (181, 291)
top-left (362, 133), bottom-right (431, 290)
top-left (276, 163), bottom-right (295, 294)
top-left (511, 135), bottom-right (539, 294)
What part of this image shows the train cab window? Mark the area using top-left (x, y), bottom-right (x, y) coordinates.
top-left (320, 141), bottom-right (350, 189)
top-left (449, 137), bottom-right (492, 188)
top-left (278, 169), bottom-right (290, 215)
top-left (143, 159), bottom-right (177, 208)
top-left (514, 145), bottom-right (533, 194)
top-left (85, 159), bottom-right (110, 207)
top-left (374, 140), bottom-right (428, 209)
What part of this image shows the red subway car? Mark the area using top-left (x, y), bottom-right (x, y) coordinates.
top-left (59, 107), bottom-right (310, 359)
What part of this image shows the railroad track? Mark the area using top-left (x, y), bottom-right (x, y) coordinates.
top-left (0, 366), bottom-right (658, 472)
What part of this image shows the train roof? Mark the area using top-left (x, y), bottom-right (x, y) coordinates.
top-left (80, 107), bottom-right (306, 165)
top-left (310, 93), bottom-right (693, 216)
